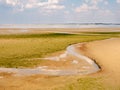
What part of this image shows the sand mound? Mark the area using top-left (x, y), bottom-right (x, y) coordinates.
top-left (81, 38), bottom-right (120, 85)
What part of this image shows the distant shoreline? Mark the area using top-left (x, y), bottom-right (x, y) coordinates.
top-left (0, 23), bottom-right (120, 28)
top-left (0, 28), bottom-right (120, 35)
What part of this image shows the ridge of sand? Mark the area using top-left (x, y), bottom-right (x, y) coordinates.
top-left (81, 38), bottom-right (120, 85)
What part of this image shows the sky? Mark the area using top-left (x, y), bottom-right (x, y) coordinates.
top-left (0, 0), bottom-right (120, 24)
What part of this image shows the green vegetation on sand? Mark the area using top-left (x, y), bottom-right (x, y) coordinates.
top-left (0, 32), bottom-right (120, 68)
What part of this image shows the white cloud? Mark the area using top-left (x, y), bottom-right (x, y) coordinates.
top-left (104, 1), bottom-right (108, 5)
top-left (75, 0), bottom-right (109, 13)
top-left (98, 10), bottom-right (113, 16)
top-left (85, 0), bottom-right (103, 5)
top-left (6, 0), bottom-right (18, 6)
top-left (44, 4), bottom-right (65, 10)
top-left (85, 0), bottom-right (108, 6)
top-left (90, 0), bottom-right (101, 5)
top-left (75, 3), bottom-right (98, 13)
top-left (0, 0), bottom-right (65, 11)
top-left (74, 0), bottom-right (114, 23)
top-left (72, 8), bottom-right (115, 23)
top-left (117, 0), bottom-right (120, 3)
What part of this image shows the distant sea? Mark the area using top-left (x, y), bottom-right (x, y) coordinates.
top-left (0, 23), bottom-right (120, 28)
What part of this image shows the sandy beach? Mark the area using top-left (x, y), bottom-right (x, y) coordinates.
top-left (0, 28), bottom-right (120, 89)
top-left (81, 38), bottom-right (120, 86)
top-left (0, 28), bottom-right (120, 34)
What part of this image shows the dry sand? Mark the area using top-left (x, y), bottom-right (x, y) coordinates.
top-left (0, 28), bottom-right (120, 34)
top-left (81, 38), bottom-right (120, 86)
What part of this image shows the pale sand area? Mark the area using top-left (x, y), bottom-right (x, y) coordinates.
top-left (0, 28), bottom-right (120, 34)
top-left (81, 38), bottom-right (120, 86)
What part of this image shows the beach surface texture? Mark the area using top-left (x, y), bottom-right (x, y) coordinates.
top-left (81, 38), bottom-right (120, 85)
